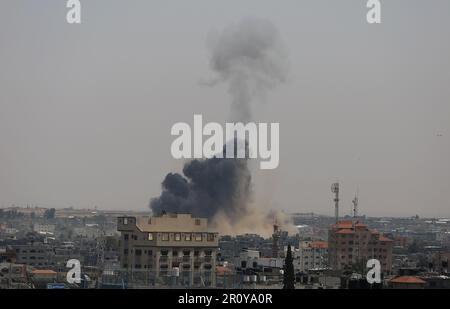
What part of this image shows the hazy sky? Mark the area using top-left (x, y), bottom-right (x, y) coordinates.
top-left (1, 0), bottom-right (449, 217)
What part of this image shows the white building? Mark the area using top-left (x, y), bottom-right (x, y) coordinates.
top-left (234, 249), bottom-right (284, 270)
top-left (295, 241), bottom-right (328, 272)
top-left (33, 224), bottom-right (55, 235)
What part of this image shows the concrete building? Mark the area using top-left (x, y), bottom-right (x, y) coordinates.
top-left (328, 220), bottom-right (393, 274)
top-left (31, 269), bottom-right (58, 289)
top-left (13, 243), bottom-right (56, 268)
top-left (0, 263), bottom-right (30, 289)
top-left (33, 224), bottom-right (55, 235)
top-left (117, 213), bottom-right (218, 287)
top-left (73, 225), bottom-right (101, 239)
top-left (234, 249), bottom-right (260, 270)
top-left (296, 241), bottom-right (328, 272)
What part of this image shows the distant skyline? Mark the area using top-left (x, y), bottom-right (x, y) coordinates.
top-left (1, 1), bottom-right (449, 217)
top-left (1, 204), bottom-right (447, 220)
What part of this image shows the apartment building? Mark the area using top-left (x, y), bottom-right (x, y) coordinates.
top-left (117, 213), bottom-right (219, 287)
top-left (12, 243), bottom-right (56, 268)
top-left (328, 220), bottom-right (393, 274)
top-left (296, 241), bottom-right (328, 272)
top-left (33, 223), bottom-right (56, 235)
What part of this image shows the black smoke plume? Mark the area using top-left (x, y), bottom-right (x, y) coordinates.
top-left (150, 145), bottom-right (252, 219)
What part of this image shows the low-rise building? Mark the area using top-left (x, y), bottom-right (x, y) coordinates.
top-left (12, 243), bottom-right (56, 268)
top-left (296, 241), bottom-right (328, 272)
top-left (388, 276), bottom-right (426, 289)
top-left (33, 224), bottom-right (55, 235)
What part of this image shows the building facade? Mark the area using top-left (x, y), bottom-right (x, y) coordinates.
top-left (12, 243), bottom-right (56, 268)
top-left (33, 224), bottom-right (55, 235)
top-left (296, 241), bottom-right (328, 272)
top-left (117, 213), bottom-right (218, 287)
top-left (328, 220), bottom-right (393, 274)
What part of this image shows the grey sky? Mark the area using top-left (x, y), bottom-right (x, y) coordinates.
top-left (1, 0), bottom-right (449, 217)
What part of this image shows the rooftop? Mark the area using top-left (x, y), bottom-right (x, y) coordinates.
top-left (310, 241), bottom-right (328, 249)
top-left (389, 276), bottom-right (426, 284)
top-left (119, 213), bottom-right (217, 233)
top-left (31, 269), bottom-right (57, 276)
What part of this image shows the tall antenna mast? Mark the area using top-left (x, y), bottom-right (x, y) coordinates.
top-left (352, 191), bottom-right (359, 218)
top-left (331, 182), bottom-right (339, 224)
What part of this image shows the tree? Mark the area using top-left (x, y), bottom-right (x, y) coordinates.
top-left (44, 208), bottom-right (56, 220)
top-left (283, 245), bottom-right (295, 289)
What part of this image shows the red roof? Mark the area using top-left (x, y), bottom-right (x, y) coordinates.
top-left (336, 229), bottom-right (354, 234)
top-left (355, 223), bottom-right (368, 229)
top-left (32, 269), bottom-right (57, 275)
top-left (310, 241), bottom-right (328, 249)
top-left (389, 276), bottom-right (426, 284)
top-left (379, 235), bottom-right (393, 242)
top-left (334, 221), bottom-right (353, 229)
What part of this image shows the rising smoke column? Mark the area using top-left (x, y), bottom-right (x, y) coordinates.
top-left (207, 17), bottom-right (288, 122)
top-left (150, 18), bottom-right (292, 234)
top-left (150, 145), bottom-right (251, 220)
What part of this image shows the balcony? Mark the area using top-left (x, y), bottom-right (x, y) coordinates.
top-left (159, 256), bottom-right (169, 263)
top-left (193, 256), bottom-right (214, 263)
top-left (182, 256), bottom-right (191, 263)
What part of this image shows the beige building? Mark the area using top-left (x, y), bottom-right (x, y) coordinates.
top-left (117, 213), bottom-right (218, 287)
top-left (328, 220), bottom-right (393, 275)
top-left (296, 241), bottom-right (329, 272)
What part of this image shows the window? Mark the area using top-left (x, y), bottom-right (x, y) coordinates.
top-left (123, 218), bottom-right (128, 225)
top-left (175, 233), bottom-right (181, 241)
top-left (148, 233), bottom-right (153, 241)
top-left (173, 250), bottom-right (178, 257)
top-left (124, 234), bottom-right (129, 240)
top-left (195, 233), bottom-right (202, 241)
top-left (124, 249), bottom-right (129, 255)
top-left (207, 234), bottom-right (215, 241)
top-left (135, 249), bottom-right (142, 256)
top-left (195, 219), bottom-right (201, 226)
top-left (162, 233), bottom-right (169, 241)
top-left (185, 233), bottom-right (191, 241)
